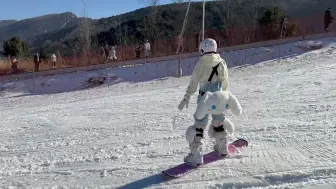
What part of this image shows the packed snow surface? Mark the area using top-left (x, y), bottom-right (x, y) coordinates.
top-left (1, 38), bottom-right (336, 188)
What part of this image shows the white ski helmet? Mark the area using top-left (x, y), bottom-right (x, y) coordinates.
top-left (199, 38), bottom-right (217, 55)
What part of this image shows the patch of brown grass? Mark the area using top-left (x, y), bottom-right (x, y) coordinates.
top-left (0, 58), bottom-right (72, 76)
top-left (0, 59), bottom-right (11, 76)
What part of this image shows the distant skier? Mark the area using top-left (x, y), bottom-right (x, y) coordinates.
top-left (11, 57), bottom-right (18, 73)
top-left (103, 45), bottom-right (109, 62)
top-left (280, 16), bottom-right (287, 38)
top-left (51, 53), bottom-right (57, 68)
top-left (324, 8), bottom-right (334, 32)
top-left (144, 40), bottom-right (151, 58)
top-left (134, 43), bottom-right (143, 59)
top-left (177, 38), bottom-right (230, 167)
top-left (33, 53), bottom-right (40, 72)
top-left (109, 46), bottom-right (117, 62)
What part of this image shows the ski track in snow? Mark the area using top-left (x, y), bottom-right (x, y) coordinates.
top-left (1, 39), bottom-right (336, 188)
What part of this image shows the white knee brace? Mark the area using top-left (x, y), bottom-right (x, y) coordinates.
top-left (208, 119), bottom-right (235, 139)
top-left (186, 125), bottom-right (204, 143)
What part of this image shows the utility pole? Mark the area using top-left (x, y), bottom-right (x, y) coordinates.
top-left (202, 0), bottom-right (205, 40)
top-left (177, 0), bottom-right (191, 78)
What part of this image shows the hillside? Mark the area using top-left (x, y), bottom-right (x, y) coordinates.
top-left (0, 20), bottom-right (17, 28)
top-left (0, 12), bottom-right (82, 51)
top-left (53, 0), bottom-right (336, 56)
top-left (1, 0), bottom-right (335, 56)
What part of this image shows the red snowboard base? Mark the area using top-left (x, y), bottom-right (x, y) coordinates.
top-left (162, 138), bottom-right (248, 178)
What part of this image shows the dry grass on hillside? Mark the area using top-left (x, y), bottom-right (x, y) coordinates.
top-left (0, 59), bottom-right (72, 76)
top-left (0, 14), bottom-right (333, 77)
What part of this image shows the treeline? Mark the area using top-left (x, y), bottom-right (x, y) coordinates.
top-left (0, 0), bottom-right (313, 59)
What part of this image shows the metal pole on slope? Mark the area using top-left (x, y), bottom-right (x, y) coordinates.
top-left (104, 46), bottom-right (108, 88)
top-left (176, 0), bottom-right (191, 55)
top-left (202, 0), bottom-right (205, 40)
top-left (33, 63), bottom-right (36, 96)
top-left (278, 17), bottom-right (286, 63)
top-left (177, 0), bottom-right (191, 78)
top-left (178, 53), bottom-right (182, 78)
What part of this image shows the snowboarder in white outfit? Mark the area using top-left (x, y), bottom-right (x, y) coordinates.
top-left (178, 38), bottom-right (230, 167)
top-left (144, 40), bottom-right (151, 58)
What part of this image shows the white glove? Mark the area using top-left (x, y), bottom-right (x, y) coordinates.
top-left (178, 94), bottom-right (190, 111)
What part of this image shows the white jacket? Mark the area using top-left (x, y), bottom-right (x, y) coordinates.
top-left (144, 42), bottom-right (151, 51)
top-left (51, 54), bottom-right (56, 62)
top-left (186, 53), bottom-right (229, 97)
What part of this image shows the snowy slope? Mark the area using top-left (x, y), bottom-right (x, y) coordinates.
top-left (1, 38), bottom-right (336, 188)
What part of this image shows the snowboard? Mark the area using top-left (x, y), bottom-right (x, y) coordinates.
top-left (162, 138), bottom-right (248, 178)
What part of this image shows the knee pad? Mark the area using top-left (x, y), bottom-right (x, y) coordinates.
top-left (186, 125), bottom-right (204, 143)
top-left (223, 119), bottom-right (235, 134)
top-left (208, 119), bottom-right (235, 139)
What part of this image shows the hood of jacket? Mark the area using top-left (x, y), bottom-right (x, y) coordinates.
top-left (199, 53), bottom-right (224, 67)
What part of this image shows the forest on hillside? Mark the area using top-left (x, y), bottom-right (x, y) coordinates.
top-left (1, 0), bottom-right (334, 60)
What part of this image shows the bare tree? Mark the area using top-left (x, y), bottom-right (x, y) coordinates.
top-left (115, 15), bottom-right (127, 46)
top-left (241, 0), bottom-right (262, 43)
top-left (75, 0), bottom-right (92, 65)
top-left (216, 0), bottom-right (262, 45)
top-left (141, 0), bottom-right (163, 55)
top-left (216, 0), bottom-right (264, 44)
top-left (216, 0), bottom-right (238, 45)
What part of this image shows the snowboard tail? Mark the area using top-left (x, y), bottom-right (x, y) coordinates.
top-left (162, 138), bottom-right (248, 178)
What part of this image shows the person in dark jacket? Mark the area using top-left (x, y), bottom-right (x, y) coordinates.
top-left (134, 44), bottom-right (143, 59)
top-left (33, 53), bottom-right (40, 72)
top-left (324, 8), bottom-right (334, 31)
top-left (280, 16), bottom-right (287, 38)
top-left (11, 57), bottom-right (18, 73)
top-left (103, 45), bottom-right (110, 62)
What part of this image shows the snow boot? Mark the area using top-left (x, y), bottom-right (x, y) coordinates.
top-left (208, 122), bottom-right (229, 157)
top-left (184, 142), bottom-right (203, 167)
top-left (214, 137), bottom-right (228, 157)
top-left (184, 125), bottom-right (205, 167)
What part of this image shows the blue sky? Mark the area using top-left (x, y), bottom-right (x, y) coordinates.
top-left (0, 0), bottom-right (205, 20)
